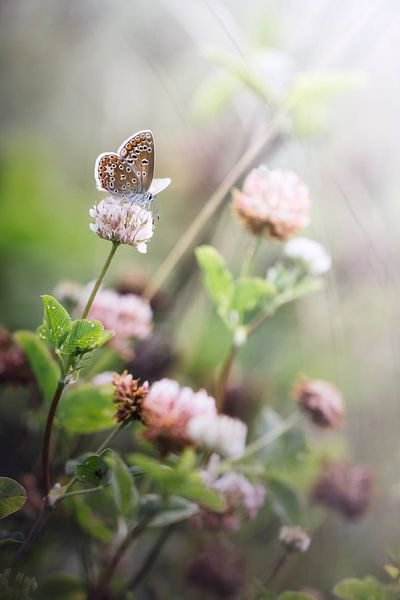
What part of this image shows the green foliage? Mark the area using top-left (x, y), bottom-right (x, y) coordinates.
top-left (0, 477), bottom-right (27, 519)
top-left (129, 449), bottom-right (224, 511)
top-left (58, 384), bottom-right (114, 434)
top-left (0, 531), bottom-right (24, 546)
top-left (102, 449), bottom-right (139, 518)
top-left (278, 594), bottom-right (315, 600)
top-left (38, 295), bottom-right (113, 370)
top-left (14, 330), bottom-right (60, 403)
top-left (196, 245), bottom-right (275, 333)
top-left (140, 494), bottom-right (199, 527)
top-left (35, 576), bottom-right (85, 600)
top-left (75, 454), bottom-right (109, 487)
top-left (333, 576), bottom-right (399, 600)
top-left (268, 477), bottom-right (302, 524)
top-left (68, 496), bottom-right (113, 543)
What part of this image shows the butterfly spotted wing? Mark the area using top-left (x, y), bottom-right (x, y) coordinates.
top-left (95, 130), bottom-right (155, 198)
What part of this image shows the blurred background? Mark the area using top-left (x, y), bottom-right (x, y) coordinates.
top-left (1, 0), bottom-right (400, 596)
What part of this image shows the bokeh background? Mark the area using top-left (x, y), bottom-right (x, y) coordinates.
top-left (1, 0), bottom-right (400, 596)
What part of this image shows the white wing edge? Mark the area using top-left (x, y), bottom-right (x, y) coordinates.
top-left (149, 177), bottom-right (172, 195)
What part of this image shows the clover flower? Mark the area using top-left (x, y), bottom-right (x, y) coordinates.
top-left (112, 370), bottom-right (149, 423)
top-left (186, 539), bottom-right (245, 599)
top-left (187, 413), bottom-right (247, 459)
top-left (89, 195), bottom-right (154, 253)
top-left (294, 376), bottom-right (344, 429)
top-left (311, 460), bottom-right (373, 520)
top-left (284, 237), bottom-right (332, 275)
top-left (196, 467), bottom-right (266, 531)
top-left (231, 166), bottom-right (311, 240)
top-left (142, 378), bottom-right (217, 454)
top-left (83, 289), bottom-right (152, 360)
top-left (279, 525), bottom-right (311, 553)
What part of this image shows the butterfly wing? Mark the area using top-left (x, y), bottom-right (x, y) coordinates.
top-left (95, 152), bottom-right (142, 197)
top-left (117, 130), bottom-right (154, 192)
top-left (149, 177), bottom-right (171, 195)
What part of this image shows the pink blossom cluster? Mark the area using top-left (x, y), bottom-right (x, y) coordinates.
top-left (84, 289), bottom-right (152, 360)
top-left (232, 166), bottom-right (311, 240)
top-left (196, 466), bottom-right (266, 531)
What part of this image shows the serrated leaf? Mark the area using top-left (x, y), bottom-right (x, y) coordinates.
top-left (40, 294), bottom-right (71, 349)
top-left (102, 449), bottom-right (138, 518)
top-left (14, 330), bottom-right (60, 404)
top-left (58, 384), bottom-right (114, 434)
top-left (0, 477), bottom-right (27, 519)
top-left (231, 277), bottom-right (275, 314)
top-left (195, 245), bottom-right (234, 312)
top-left (75, 454), bottom-right (109, 487)
top-left (62, 319), bottom-right (112, 354)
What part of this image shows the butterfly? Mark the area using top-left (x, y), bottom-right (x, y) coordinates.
top-left (94, 130), bottom-right (171, 206)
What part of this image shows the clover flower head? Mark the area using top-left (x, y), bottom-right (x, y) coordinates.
top-left (89, 195), bottom-right (154, 253)
top-left (83, 288), bottom-right (153, 360)
top-left (142, 378), bottom-right (217, 454)
top-left (312, 460), bottom-right (373, 520)
top-left (231, 166), bottom-right (311, 240)
top-left (187, 413), bottom-right (247, 459)
top-left (284, 237), bottom-right (332, 275)
top-left (279, 525), bottom-right (311, 553)
top-left (294, 376), bottom-right (344, 429)
top-left (112, 370), bottom-right (149, 423)
top-left (196, 467), bottom-right (266, 531)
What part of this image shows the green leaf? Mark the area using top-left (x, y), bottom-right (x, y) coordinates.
top-left (141, 495), bottom-right (199, 527)
top-left (75, 454), bottom-right (109, 487)
top-left (35, 575), bottom-right (86, 600)
top-left (268, 477), bottom-right (301, 524)
top-left (62, 319), bottom-right (113, 354)
top-left (333, 577), bottom-right (397, 600)
top-left (58, 384), bottom-right (114, 434)
top-left (102, 449), bottom-right (138, 518)
top-left (68, 496), bottom-right (113, 543)
top-left (0, 530), bottom-right (24, 546)
top-left (231, 277), bottom-right (275, 314)
top-left (0, 477), bottom-right (27, 519)
top-left (40, 294), bottom-right (71, 349)
top-left (14, 330), bottom-right (60, 404)
top-left (195, 245), bottom-right (234, 312)
top-left (279, 593), bottom-right (315, 600)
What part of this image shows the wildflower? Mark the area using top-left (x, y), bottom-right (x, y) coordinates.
top-left (186, 539), bottom-right (246, 599)
top-left (311, 460), bottom-right (373, 520)
top-left (279, 525), bottom-right (311, 553)
top-left (89, 195), bottom-right (154, 253)
top-left (231, 166), bottom-right (311, 240)
top-left (284, 237), bottom-right (332, 275)
top-left (142, 378), bottom-right (217, 454)
top-left (83, 288), bottom-right (152, 360)
top-left (294, 376), bottom-right (344, 429)
top-left (196, 466), bottom-right (266, 531)
top-left (112, 370), bottom-right (149, 423)
top-left (187, 413), bottom-right (247, 458)
top-left (0, 328), bottom-right (33, 385)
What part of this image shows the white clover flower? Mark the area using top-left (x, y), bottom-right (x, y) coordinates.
top-left (89, 195), bottom-right (154, 254)
top-left (279, 525), bottom-right (311, 553)
top-left (284, 237), bottom-right (332, 275)
top-left (187, 414), bottom-right (247, 459)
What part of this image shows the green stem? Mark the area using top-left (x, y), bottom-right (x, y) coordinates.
top-left (215, 344), bottom-right (237, 413)
top-left (265, 553), bottom-right (287, 586)
top-left (238, 412), bottom-right (300, 461)
top-left (241, 235), bottom-right (262, 277)
top-left (81, 241), bottom-right (120, 319)
top-left (41, 381), bottom-right (67, 495)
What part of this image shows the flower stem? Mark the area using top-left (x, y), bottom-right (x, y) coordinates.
top-left (142, 113), bottom-right (286, 302)
top-left (81, 241), bottom-right (120, 319)
top-left (89, 517), bottom-right (153, 600)
top-left (265, 553), bottom-right (287, 586)
top-left (42, 380), bottom-right (66, 496)
top-left (126, 525), bottom-right (174, 592)
top-left (239, 412), bottom-right (300, 460)
top-left (215, 345), bottom-right (237, 413)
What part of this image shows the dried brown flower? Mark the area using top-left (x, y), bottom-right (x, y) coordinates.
top-left (311, 460), bottom-right (373, 520)
top-left (294, 376), bottom-right (344, 429)
top-left (112, 370), bottom-right (149, 423)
